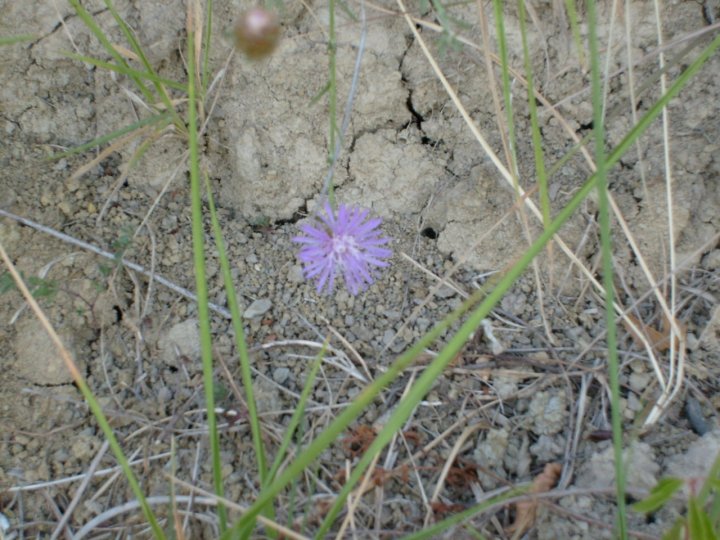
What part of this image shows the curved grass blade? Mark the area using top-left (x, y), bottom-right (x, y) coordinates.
top-left (632, 477), bottom-right (684, 514)
top-left (399, 487), bottom-right (526, 540)
top-left (266, 350), bottom-right (325, 484)
top-left (187, 29), bottom-right (227, 533)
top-left (49, 112), bottom-right (171, 160)
top-left (63, 52), bottom-right (185, 91)
top-left (67, 0), bottom-right (153, 103)
top-left (201, 0), bottom-right (214, 94)
top-left (587, 0), bottom-right (625, 535)
top-left (204, 173), bottom-right (269, 483)
top-left (518, 1), bottom-right (550, 229)
top-left (225, 24), bottom-right (720, 540)
top-left (0, 245), bottom-right (165, 538)
top-left (313, 27), bottom-right (720, 535)
top-left (0, 34), bottom-right (36, 46)
top-left (101, 0), bottom-right (180, 124)
top-left (564, 0), bottom-right (586, 69)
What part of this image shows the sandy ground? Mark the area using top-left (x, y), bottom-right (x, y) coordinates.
top-left (1, 1), bottom-right (719, 538)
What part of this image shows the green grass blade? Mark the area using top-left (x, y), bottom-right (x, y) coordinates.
top-left (602, 33), bottom-right (720, 173)
top-left (518, 1), bottom-right (550, 228)
top-left (223, 288), bottom-right (484, 538)
top-left (0, 254), bottom-right (165, 538)
top-left (399, 488), bottom-right (526, 540)
top-left (632, 477), bottom-right (684, 514)
top-left (239, 347), bottom-right (325, 540)
top-left (687, 496), bottom-right (716, 540)
top-left (202, 0), bottom-right (214, 95)
top-left (586, 1), bottom-right (626, 537)
top-left (336, 0), bottom-right (357, 22)
top-left (204, 171), bottom-right (277, 540)
top-left (317, 23), bottom-right (720, 520)
top-left (0, 34), bottom-right (35, 46)
top-left (309, 81), bottom-right (331, 107)
top-left (204, 173), bottom-right (269, 481)
top-left (67, 0), bottom-right (154, 102)
top-left (326, 0), bottom-right (338, 205)
top-left (65, 369), bottom-right (167, 537)
top-left (187, 30), bottom-right (227, 533)
top-left (223, 28), bottom-right (720, 537)
top-left (699, 451), bottom-right (720, 524)
top-left (326, 25), bottom-right (720, 533)
top-left (564, 0), bottom-right (586, 69)
top-left (49, 112), bottom-right (171, 159)
top-left (266, 350), bottom-right (325, 483)
top-left (314, 179), bottom-right (600, 540)
top-left (101, 0), bottom-right (183, 130)
top-left (63, 52), bottom-right (185, 91)
top-left (492, 1), bottom-right (520, 189)
top-left (545, 129), bottom-right (592, 179)
top-left (126, 128), bottom-right (163, 169)
top-left (102, 0), bottom-right (153, 72)
top-left (235, 158), bottom-right (598, 538)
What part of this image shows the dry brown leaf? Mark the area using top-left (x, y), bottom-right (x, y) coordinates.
top-left (342, 425), bottom-right (376, 458)
top-left (623, 313), bottom-right (687, 354)
top-left (445, 457), bottom-right (479, 490)
top-left (111, 43), bottom-right (139, 61)
top-left (431, 501), bottom-right (466, 518)
top-left (507, 462), bottom-right (562, 537)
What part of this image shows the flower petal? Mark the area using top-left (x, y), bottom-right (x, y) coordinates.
top-left (292, 203), bottom-right (392, 295)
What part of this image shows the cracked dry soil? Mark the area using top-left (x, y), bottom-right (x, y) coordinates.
top-left (1, 1), bottom-right (720, 538)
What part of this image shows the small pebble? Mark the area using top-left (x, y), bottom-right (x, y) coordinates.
top-left (273, 367), bottom-right (290, 384)
top-left (629, 372), bottom-right (651, 393)
top-left (415, 317), bottom-right (431, 333)
top-left (626, 392), bottom-right (643, 412)
top-left (0, 512), bottom-right (10, 533)
top-left (287, 264), bottom-right (304, 283)
top-left (686, 396), bottom-right (711, 436)
top-left (435, 285), bottom-right (457, 299)
top-left (243, 298), bottom-right (272, 319)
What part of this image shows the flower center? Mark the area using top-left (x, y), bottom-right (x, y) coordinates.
top-left (332, 234), bottom-right (357, 260)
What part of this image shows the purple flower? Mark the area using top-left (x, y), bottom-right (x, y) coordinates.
top-left (293, 203), bottom-right (392, 295)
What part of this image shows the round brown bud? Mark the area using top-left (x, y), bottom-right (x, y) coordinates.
top-left (233, 7), bottom-right (280, 59)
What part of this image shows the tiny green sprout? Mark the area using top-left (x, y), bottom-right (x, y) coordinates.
top-left (98, 263), bottom-right (112, 278)
top-left (111, 225), bottom-right (133, 261)
top-left (0, 271), bottom-right (15, 294)
top-left (634, 476), bottom-right (720, 540)
top-left (420, 0), bottom-right (466, 55)
top-left (27, 276), bottom-right (58, 299)
top-left (0, 271), bottom-right (57, 300)
top-left (213, 381), bottom-right (230, 404)
top-left (249, 215), bottom-right (271, 229)
top-left (632, 477), bottom-right (684, 514)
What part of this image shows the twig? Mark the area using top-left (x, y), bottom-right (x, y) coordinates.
top-left (8, 451), bottom-right (172, 493)
top-left (319, 0), bottom-right (367, 203)
top-left (50, 440), bottom-right (110, 540)
top-left (0, 208), bottom-right (231, 319)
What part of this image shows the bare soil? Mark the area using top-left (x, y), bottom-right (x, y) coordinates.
top-left (1, 1), bottom-right (719, 538)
